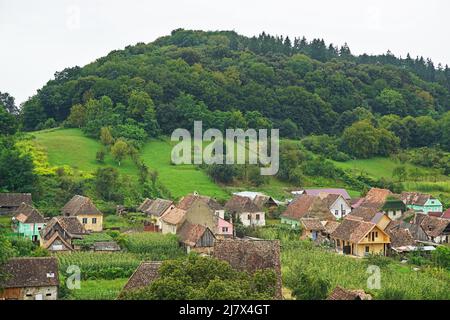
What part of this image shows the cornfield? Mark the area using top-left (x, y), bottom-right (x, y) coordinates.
top-left (122, 232), bottom-right (184, 260)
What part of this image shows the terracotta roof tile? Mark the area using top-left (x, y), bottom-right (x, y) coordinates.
top-left (62, 195), bottom-right (102, 216)
top-left (0, 257), bottom-right (59, 288)
top-left (160, 207), bottom-right (186, 225)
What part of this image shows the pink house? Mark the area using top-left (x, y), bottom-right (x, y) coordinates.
top-left (217, 217), bottom-right (233, 238)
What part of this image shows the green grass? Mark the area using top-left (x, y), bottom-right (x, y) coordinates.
top-left (0, 215), bottom-right (12, 227)
top-left (63, 278), bottom-right (128, 300)
top-left (141, 138), bottom-right (228, 199)
top-left (32, 128), bottom-right (138, 177)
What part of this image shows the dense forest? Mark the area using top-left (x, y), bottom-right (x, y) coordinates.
top-left (12, 29), bottom-right (449, 147)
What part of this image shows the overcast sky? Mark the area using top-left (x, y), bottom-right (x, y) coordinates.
top-left (1, 0), bottom-right (449, 105)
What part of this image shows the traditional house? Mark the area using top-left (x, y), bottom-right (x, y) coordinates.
top-left (281, 194), bottom-right (335, 228)
top-left (0, 257), bottom-right (59, 300)
top-left (415, 214), bottom-right (450, 244)
top-left (233, 191), bottom-right (279, 211)
top-left (214, 239), bottom-right (282, 299)
top-left (118, 261), bottom-right (162, 299)
top-left (12, 203), bottom-right (46, 242)
top-left (299, 218), bottom-right (325, 241)
top-left (318, 193), bottom-right (351, 219)
top-left (217, 216), bottom-right (233, 238)
top-left (0, 193), bottom-right (32, 215)
top-left (178, 193), bottom-right (229, 235)
top-left (300, 188), bottom-right (351, 200)
top-left (62, 195), bottom-right (103, 232)
top-left (225, 195), bottom-right (265, 227)
top-left (358, 188), bottom-right (392, 210)
top-left (137, 198), bottom-right (174, 227)
top-left (401, 192), bottom-right (443, 214)
top-left (382, 196), bottom-right (407, 221)
top-left (321, 220), bottom-right (341, 240)
top-left (348, 207), bottom-right (392, 231)
top-left (331, 216), bottom-right (391, 257)
top-left (384, 222), bottom-right (416, 250)
top-left (159, 207), bottom-right (187, 234)
top-left (327, 286), bottom-right (372, 300)
top-left (40, 216), bottom-right (86, 251)
top-left (178, 221), bottom-right (216, 253)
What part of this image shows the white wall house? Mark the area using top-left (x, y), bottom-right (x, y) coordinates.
top-left (239, 211), bottom-right (265, 227)
top-left (323, 194), bottom-right (351, 219)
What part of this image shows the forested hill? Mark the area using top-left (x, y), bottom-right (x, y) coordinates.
top-left (21, 29), bottom-right (450, 140)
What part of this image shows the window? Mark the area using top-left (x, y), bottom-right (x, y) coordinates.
top-left (247, 214), bottom-right (251, 221)
top-left (375, 232), bottom-right (378, 238)
top-left (365, 246), bottom-right (370, 253)
top-left (46, 293), bottom-right (52, 297)
top-left (335, 210), bottom-right (339, 216)
top-left (342, 210), bottom-right (346, 215)
top-left (92, 218), bottom-right (97, 224)
top-left (222, 227), bottom-right (228, 233)
top-left (371, 232), bottom-right (375, 242)
top-left (336, 239), bottom-right (340, 248)
top-left (82, 218), bottom-right (88, 224)
top-left (256, 214), bottom-right (260, 220)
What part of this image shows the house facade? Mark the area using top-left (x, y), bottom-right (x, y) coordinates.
top-left (319, 193), bottom-right (351, 219)
top-left (0, 257), bottom-right (59, 300)
top-left (225, 195), bottom-right (265, 227)
top-left (299, 218), bottom-right (325, 241)
top-left (178, 221), bottom-right (216, 253)
top-left (331, 216), bottom-right (391, 257)
top-left (401, 192), bottom-right (443, 214)
top-left (137, 198), bottom-right (174, 227)
top-left (217, 217), bottom-right (233, 238)
top-left (40, 216), bottom-right (86, 251)
top-left (12, 203), bottom-right (46, 242)
top-left (62, 195), bottom-right (103, 232)
top-left (281, 194), bottom-right (335, 228)
top-left (160, 207), bottom-right (187, 234)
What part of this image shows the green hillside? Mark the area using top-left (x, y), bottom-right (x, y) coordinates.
top-left (32, 128), bottom-right (227, 199)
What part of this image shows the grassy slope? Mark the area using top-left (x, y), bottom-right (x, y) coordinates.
top-left (63, 278), bottom-right (128, 300)
top-left (32, 128), bottom-right (228, 200)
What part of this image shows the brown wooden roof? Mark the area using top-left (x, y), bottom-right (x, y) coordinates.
top-left (0, 257), bottom-right (59, 288)
top-left (225, 195), bottom-right (262, 213)
top-left (0, 193), bottom-right (32, 207)
top-left (41, 216), bottom-right (86, 238)
top-left (121, 261), bottom-right (162, 293)
top-left (62, 195), bottom-right (102, 216)
top-left (282, 194), bottom-right (335, 221)
top-left (13, 203), bottom-right (45, 224)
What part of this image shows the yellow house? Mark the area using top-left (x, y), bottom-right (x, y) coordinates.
top-left (331, 216), bottom-right (390, 257)
top-left (61, 195), bottom-right (103, 232)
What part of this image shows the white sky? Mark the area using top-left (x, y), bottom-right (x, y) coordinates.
top-left (1, 0), bottom-right (449, 105)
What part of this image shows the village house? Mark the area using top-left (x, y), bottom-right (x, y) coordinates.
top-left (177, 221), bottom-right (216, 253)
top-left (299, 218), bottom-right (325, 241)
top-left (213, 239), bottom-right (282, 299)
top-left (225, 195), bottom-right (265, 227)
top-left (0, 257), bottom-right (59, 300)
top-left (137, 198), bottom-right (174, 228)
top-left (348, 207), bottom-right (392, 231)
top-left (384, 221), bottom-right (416, 251)
top-left (0, 193), bottom-right (32, 215)
top-left (159, 207), bottom-right (187, 234)
top-left (356, 187), bottom-right (393, 211)
top-left (327, 286), bottom-right (372, 300)
top-left (233, 191), bottom-right (279, 211)
top-left (414, 213), bottom-right (450, 244)
top-left (321, 220), bottom-right (341, 240)
top-left (318, 192), bottom-right (351, 219)
top-left (429, 208), bottom-right (450, 219)
top-left (40, 216), bottom-right (87, 251)
top-left (294, 188), bottom-right (351, 200)
top-left (178, 193), bottom-right (231, 237)
top-left (11, 203), bottom-right (46, 242)
top-left (217, 216), bottom-right (233, 238)
top-left (401, 192), bottom-right (443, 215)
top-left (331, 215), bottom-right (391, 257)
top-left (281, 194), bottom-right (335, 228)
top-left (381, 196), bottom-right (407, 221)
top-left (62, 195), bottom-right (103, 232)
top-left (118, 261), bottom-right (162, 299)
